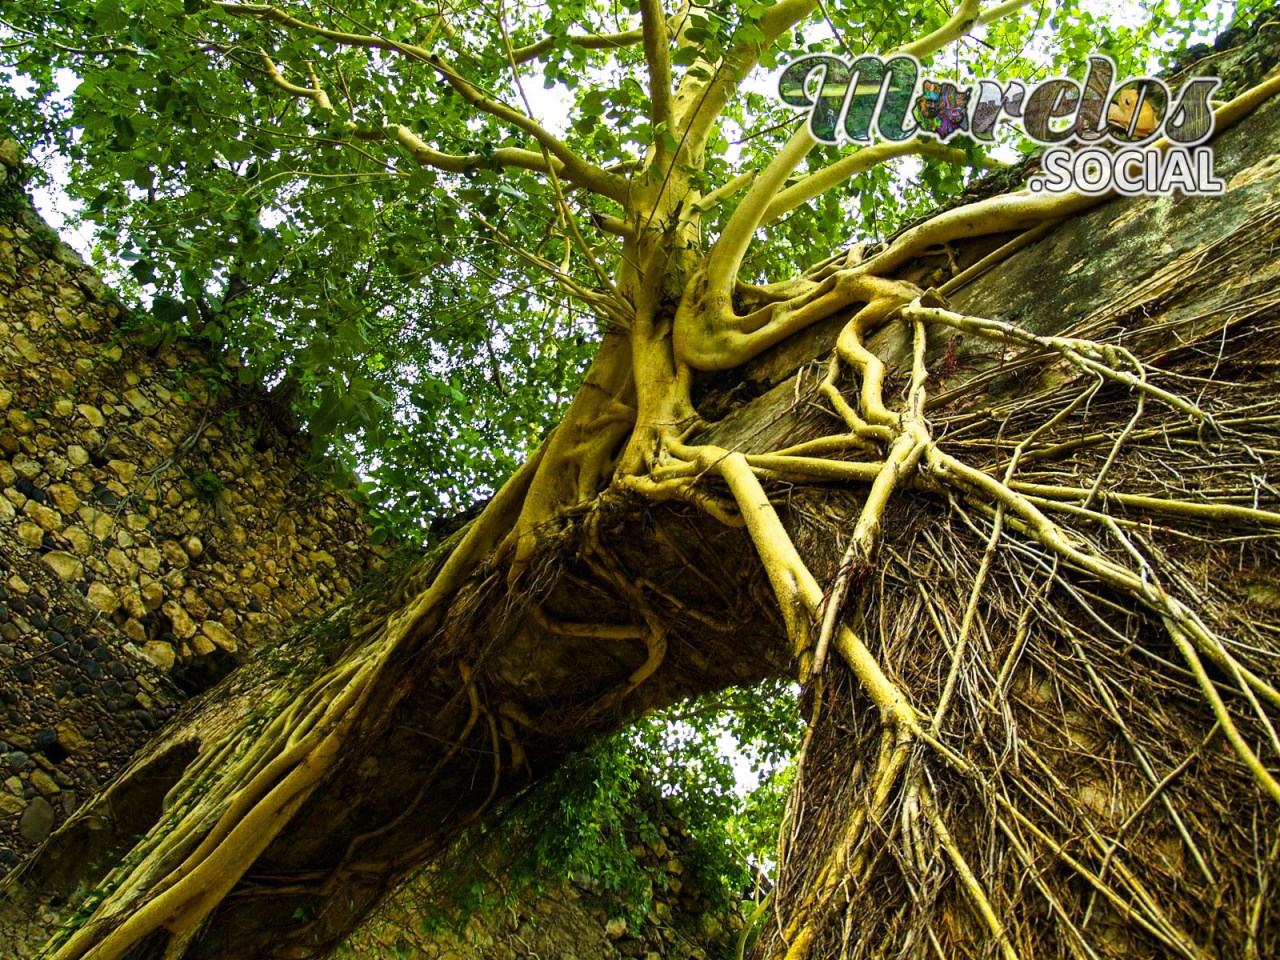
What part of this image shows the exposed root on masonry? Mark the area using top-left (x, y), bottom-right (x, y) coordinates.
top-left (21, 33), bottom-right (1280, 960)
top-left (628, 80), bottom-right (1280, 960)
top-left (730, 283), bottom-right (1280, 958)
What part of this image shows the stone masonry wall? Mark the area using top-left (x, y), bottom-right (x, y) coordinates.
top-left (0, 144), bottom-right (388, 866)
top-left (347, 812), bottom-right (746, 960)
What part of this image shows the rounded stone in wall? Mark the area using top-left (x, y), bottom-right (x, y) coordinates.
top-left (17, 796), bottom-right (54, 843)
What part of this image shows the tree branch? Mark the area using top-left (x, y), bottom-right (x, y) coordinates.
top-left (673, 0), bottom-right (818, 159)
top-left (510, 2), bottom-right (695, 63)
top-left (242, 50), bottom-right (580, 181)
top-left (212, 3), bottom-right (432, 56)
top-left (896, 0), bottom-right (982, 59)
top-left (495, 2), bottom-right (626, 306)
top-left (421, 55), bottom-right (627, 200)
top-left (257, 51), bottom-right (334, 111)
top-left (690, 170), bottom-right (757, 214)
top-left (0, 16), bottom-right (144, 56)
top-left (641, 0), bottom-right (675, 154)
top-left (703, 0), bottom-right (1033, 306)
top-left (762, 140), bottom-right (1007, 224)
top-left (705, 123), bottom-right (813, 299)
top-left (211, 2), bottom-right (628, 202)
top-left (390, 125), bottom-right (568, 178)
top-left (510, 25), bottom-right (642, 64)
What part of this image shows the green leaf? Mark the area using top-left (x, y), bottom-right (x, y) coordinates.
top-left (152, 295), bottom-right (187, 325)
top-left (580, 90), bottom-right (609, 116)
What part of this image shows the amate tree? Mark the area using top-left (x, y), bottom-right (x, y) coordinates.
top-left (2, 1), bottom-right (1280, 958)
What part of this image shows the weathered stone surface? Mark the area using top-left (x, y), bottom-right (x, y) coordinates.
top-left (6, 458), bottom-right (32, 481)
top-left (135, 547), bottom-right (163, 574)
top-left (75, 404), bottom-right (105, 428)
top-left (12, 333), bottom-right (40, 364)
top-left (46, 484), bottom-right (79, 515)
top-left (0, 164), bottom-right (391, 874)
top-left (17, 798), bottom-right (54, 843)
top-left (200, 620), bottom-right (237, 653)
top-left (63, 526), bottom-right (92, 555)
top-left (86, 582), bottom-right (119, 614)
top-left (138, 641), bottom-right (176, 670)
top-left (29, 770), bottom-right (59, 797)
top-left (54, 721), bottom-right (90, 756)
top-left (190, 632), bottom-right (216, 656)
top-left (106, 548), bottom-right (136, 578)
top-left (161, 600), bottom-right (197, 640)
top-left (160, 540), bottom-right (188, 568)
top-left (122, 388), bottom-right (157, 417)
top-left (41, 552), bottom-right (82, 582)
top-left (24, 501), bottom-right (62, 533)
top-left (140, 580), bottom-right (165, 610)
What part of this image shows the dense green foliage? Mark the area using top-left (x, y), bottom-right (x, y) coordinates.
top-left (0, 0), bottom-right (1243, 530)
top-left (0, 0), bottom-right (1257, 934)
top-left (419, 681), bottom-right (800, 930)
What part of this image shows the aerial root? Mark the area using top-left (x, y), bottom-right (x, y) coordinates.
top-left (633, 75), bottom-right (1280, 959)
top-left (43, 449), bottom-right (547, 960)
top-left (576, 511), bottom-right (671, 715)
top-left (617, 472), bottom-right (744, 525)
top-left (928, 447), bottom-right (1280, 804)
top-left (49, 650), bottom-right (388, 960)
top-left (902, 297), bottom-right (1220, 430)
top-left (630, 278), bottom-right (1280, 958)
top-left (918, 781), bottom-right (1020, 960)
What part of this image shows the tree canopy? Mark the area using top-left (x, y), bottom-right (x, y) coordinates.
top-left (1, 0), bottom-right (1239, 530)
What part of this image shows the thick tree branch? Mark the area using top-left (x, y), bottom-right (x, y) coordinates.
top-left (242, 53), bottom-right (583, 184)
top-left (641, 0), bottom-right (675, 154)
top-left (674, 0), bottom-right (818, 159)
top-left (690, 170), bottom-right (757, 214)
top-left (701, 0), bottom-right (1034, 317)
top-left (854, 73), bottom-right (1280, 278)
top-left (896, 0), bottom-right (983, 59)
top-left (763, 141), bottom-right (1007, 224)
top-left (706, 124), bottom-right (814, 299)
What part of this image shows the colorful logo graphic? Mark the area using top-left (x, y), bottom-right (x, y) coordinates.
top-left (913, 79), bottom-right (971, 140)
top-left (777, 54), bottom-right (1224, 196)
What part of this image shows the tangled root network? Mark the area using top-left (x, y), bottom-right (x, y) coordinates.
top-left (739, 219), bottom-right (1280, 960)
